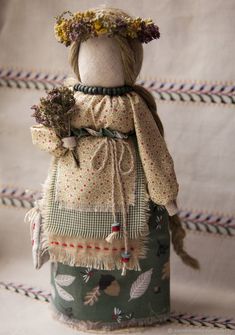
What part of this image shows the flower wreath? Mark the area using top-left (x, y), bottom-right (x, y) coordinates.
top-left (54, 10), bottom-right (160, 46)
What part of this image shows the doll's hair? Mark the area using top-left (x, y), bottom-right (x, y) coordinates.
top-left (67, 5), bottom-right (199, 270)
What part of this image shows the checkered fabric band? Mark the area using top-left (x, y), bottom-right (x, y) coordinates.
top-left (44, 135), bottom-right (148, 239)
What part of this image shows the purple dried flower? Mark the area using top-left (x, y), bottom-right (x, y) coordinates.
top-left (114, 18), bottom-right (128, 33)
top-left (69, 21), bottom-right (92, 42)
top-left (31, 86), bottom-right (76, 138)
top-left (137, 22), bottom-right (160, 43)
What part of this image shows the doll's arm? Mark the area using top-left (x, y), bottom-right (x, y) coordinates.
top-left (132, 96), bottom-right (179, 216)
top-left (164, 199), bottom-right (178, 216)
top-left (30, 124), bottom-right (67, 158)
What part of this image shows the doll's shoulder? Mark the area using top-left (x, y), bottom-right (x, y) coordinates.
top-left (127, 90), bottom-right (151, 117)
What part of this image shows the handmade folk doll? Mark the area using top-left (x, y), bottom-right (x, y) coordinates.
top-left (25, 6), bottom-right (199, 332)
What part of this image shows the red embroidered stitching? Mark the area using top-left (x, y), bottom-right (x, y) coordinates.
top-left (50, 241), bottom-right (135, 251)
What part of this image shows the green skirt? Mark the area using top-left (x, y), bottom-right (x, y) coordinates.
top-left (50, 201), bottom-right (170, 332)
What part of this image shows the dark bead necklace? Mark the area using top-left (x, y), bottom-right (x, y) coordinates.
top-left (73, 83), bottom-right (134, 96)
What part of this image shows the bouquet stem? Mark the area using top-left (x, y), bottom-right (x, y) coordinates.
top-left (71, 150), bottom-right (80, 167)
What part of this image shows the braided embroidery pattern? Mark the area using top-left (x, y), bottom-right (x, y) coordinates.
top-left (140, 79), bottom-right (235, 105)
top-left (169, 312), bottom-right (235, 330)
top-left (0, 186), bottom-right (40, 209)
top-left (0, 281), bottom-right (50, 303)
top-left (0, 68), bottom-right (65, 90)
top-left (0, 68), bottom-right (234, 105)
top-left (178, 209), bottom-right (235, 237)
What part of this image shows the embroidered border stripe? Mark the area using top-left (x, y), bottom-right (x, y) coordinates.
top-left (0, 185), bottom-right (40, 209)
top-left (140, 79), bottom-right (235, 105)
top-left (0, 281), bottom-right (50, 303)
top-left (0, 68), bottom-right (234, 105)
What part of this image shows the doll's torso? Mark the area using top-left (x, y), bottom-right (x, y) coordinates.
top-left (54, 90), bottom-right (140, 213)
top-left (71, 90), bottom-right (135, 133)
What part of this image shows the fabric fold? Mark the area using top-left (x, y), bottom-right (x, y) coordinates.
top-left (129, 93), bottom-right (179, 206)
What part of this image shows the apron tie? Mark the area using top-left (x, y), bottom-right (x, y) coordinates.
top-left (90, 136), bottom-right (135, 276)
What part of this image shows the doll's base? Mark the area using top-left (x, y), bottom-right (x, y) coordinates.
top-left (50, 304), bottom-right (170, 333)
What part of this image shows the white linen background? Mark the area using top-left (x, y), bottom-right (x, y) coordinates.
top-left (0, 0), bottom-right (234, 334)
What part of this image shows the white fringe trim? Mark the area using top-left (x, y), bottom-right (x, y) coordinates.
top-left (48, 231), bottom-right (149, 272)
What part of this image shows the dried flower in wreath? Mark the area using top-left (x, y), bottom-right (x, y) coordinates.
top-left (31, 86), bottom-right (79, 166)
top-left (54, 10), bottom-right (160, 46)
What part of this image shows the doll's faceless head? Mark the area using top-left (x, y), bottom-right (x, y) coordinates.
top-left (78, 36), bottom-right (125, 87)
top-left (68, 7), bottom-right (144, 87)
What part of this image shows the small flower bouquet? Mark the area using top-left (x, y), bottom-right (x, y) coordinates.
top-left (31, 86), bottom-right (79, 165)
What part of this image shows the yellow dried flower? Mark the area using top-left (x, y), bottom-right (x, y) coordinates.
top-left (97, 28), bottom-right (108, 35)
top-left (94, 20), bottom-right (102, 31)
top-left (54, 21), bottom-right (69, 43)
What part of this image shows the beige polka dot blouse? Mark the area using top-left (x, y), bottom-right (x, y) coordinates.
top-left (31, 90), bottom-right (179, 215)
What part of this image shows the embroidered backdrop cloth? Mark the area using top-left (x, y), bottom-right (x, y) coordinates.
top-left (0, 0), bottom-right (234, 334)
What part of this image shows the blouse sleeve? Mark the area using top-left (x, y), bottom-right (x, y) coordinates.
top-left (130, 94), bottom-right (179, 215)
top-left (30, 124), bottom-right (67, 158)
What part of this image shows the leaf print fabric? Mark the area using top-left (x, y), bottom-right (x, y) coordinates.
top-left (54, 274), bottom-right (75, 302)
top-left (83, 274), bottom-right (121, 306)
top-left (55, 283), bottom-right (74, 302)
top-left (128, 268), bottom-right (153, 301)
top-left (50, 200), bottom-right (171, 330)
top-left (84, 286), bottom-right (101, 306)
top-left (55, 274), bottom-right (76, 286)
